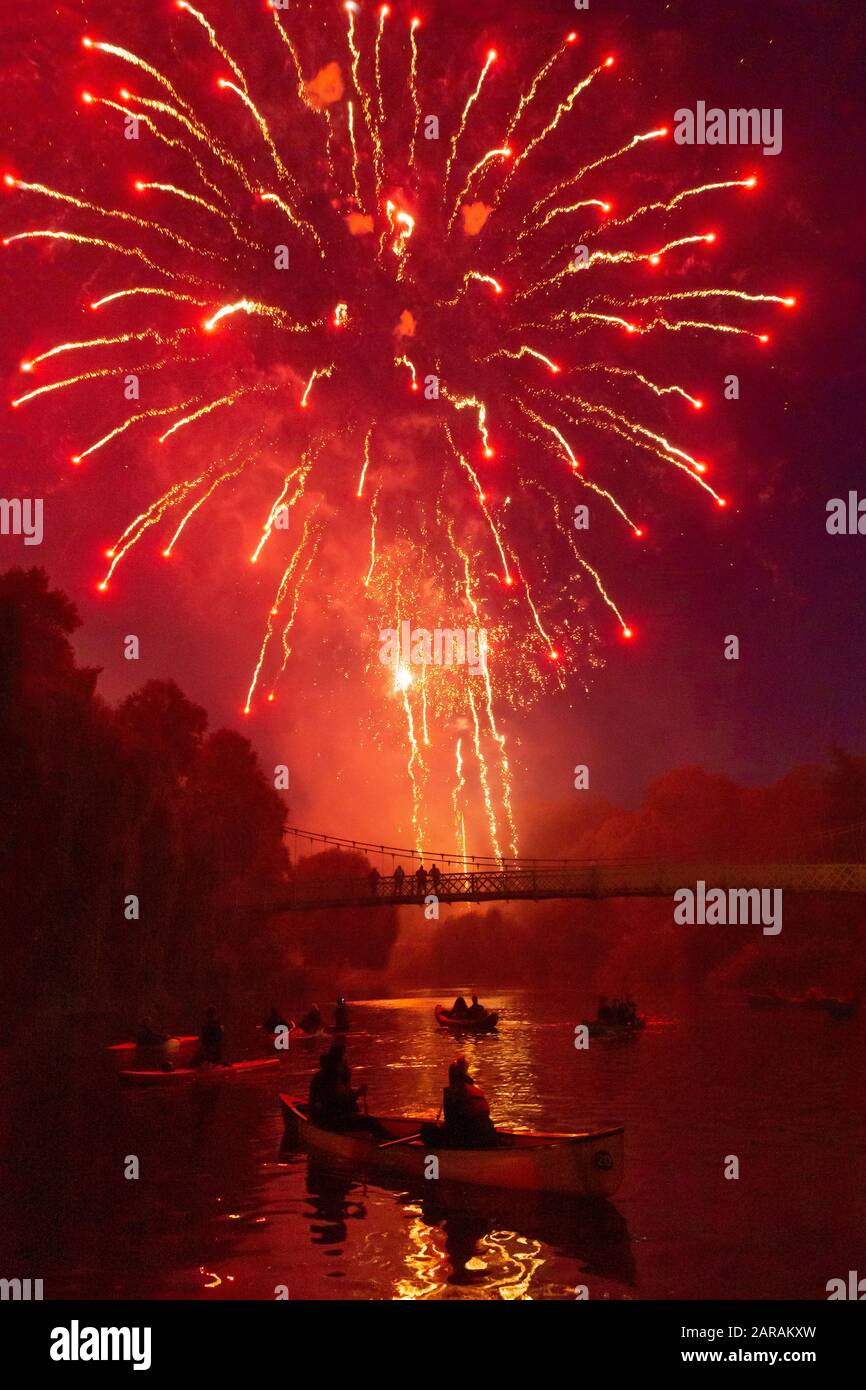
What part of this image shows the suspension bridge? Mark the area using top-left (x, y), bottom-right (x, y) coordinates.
top-left (249, 822), bottom-right (866, 913)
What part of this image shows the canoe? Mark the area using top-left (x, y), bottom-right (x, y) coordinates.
top-left (106, 1034), bottom-right (198, 1052)
top-left (434, 1004), bottom-right (499, 1033)
top-left (118, 1058), bottom-right (280, 1087)
top-left (280, 1094), bottom-right (623, 1197)
top-left (584, 1016), bottom-right (646, 1039)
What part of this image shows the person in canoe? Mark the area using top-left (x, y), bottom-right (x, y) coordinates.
top-left (466, 994), bottom-right (486, 1020)
top-left (298, 1003), bottom-right (323, 1034)
top-left (190, 1006), bottom-right (224, 1067)
top-left (135, 1016), bottom-right (168, 1047)
top-left (308, 1040), bottom-right (369, 1130)
top-left (440, 1056), bottom-right (497, 1147)
top-left (263, 1008), bottom-right (290, 1034)
top-left (450, 995), bottom-right (470, 1018)
top-left (334, 997), bottom-right (350, 1032)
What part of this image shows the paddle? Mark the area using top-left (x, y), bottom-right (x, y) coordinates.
top-left (377, 1131), bottom-right (422, 1149)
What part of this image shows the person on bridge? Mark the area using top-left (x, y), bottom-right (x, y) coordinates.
top-left (466, 994), bottom-right (486, 1020)
top-left (393, 864), bottom-right (405, 894)
top-left (416, 864), bottom-right (428, 894)
top-left (368, 867), bottom-right (380, 896)
top-left (441, 1056), bottom-right (497, 1147)
top-left (334, 997), bottom-right (350, 1032)
top-left (430, 863), bottom-right (442, 891)
top-left (308, 1041), bottom-right (370, 1131)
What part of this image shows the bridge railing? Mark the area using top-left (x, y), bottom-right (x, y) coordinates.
top-left (257, 859), bottom-right (866, 911)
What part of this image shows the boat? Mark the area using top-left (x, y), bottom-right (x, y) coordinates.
top-left (106, 1034), bottom-right (198, 1052)
top-left (434, 1004), bottom-right (499, 1033)
top-left (118, 1058), bottom-right (280, 1087)
top-left (823, 998), bottom-right (859, 1021)
top-left (279, 1094), bottom-right (624, 1197)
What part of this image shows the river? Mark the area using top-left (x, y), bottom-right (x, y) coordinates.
top-left (1, 990), bottom-right (863, 1300)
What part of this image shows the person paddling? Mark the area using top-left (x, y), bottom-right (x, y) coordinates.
top-left (298, 1003), bottom-right (323, 1034)
top-left (191, 1006), bottom-right (224, 1067)
top-left (263, 1008), bottom-right (290, 1034)
top-left (442, 1056), bottom-right (497, 1147)
top-left (308, 1041), bottom-right (367, 1130)
top-left (135, 1016), bottom-right (168, 1047)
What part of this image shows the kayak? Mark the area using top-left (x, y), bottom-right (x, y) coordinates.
top-left (584, 1016), bottom-right (646, 1039)
top-left (434, 1004), bottom-right (499, 1033)
top-left (106, 1035), bottom-right (198, 1052)
top-left (119, 1058), bottom-right (280, 1087)
top-left (280, 1094), bottom-right (624, 1197)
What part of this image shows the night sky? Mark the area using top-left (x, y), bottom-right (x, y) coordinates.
top-left (1, 0), bottom-right (864, 854)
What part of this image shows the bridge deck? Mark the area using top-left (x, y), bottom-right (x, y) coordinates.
top-left (257, 862), bottom-right (866, 912)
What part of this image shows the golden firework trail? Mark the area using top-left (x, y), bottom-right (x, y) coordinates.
top-left (157, 387), bottom-right (255, 443)
top-left (300, 364), bottom-right (334, 409)
top-left (163, 456), bottom-right (247, 556)
top-left (71, 396), bottom-right (201, 464)
top-left (4, 175), bottom-right (218, 260)
top-left (444, 48), bottom-right (497, 191)
top-left (532, 126), bottom-right (667, 218)
top-left (502, 32), bottom-right (578, 147)
top-left (408, 16), bottom-right (422, 166)
top-left (576, 363), bottom-right (704, 410)
top-left (356, 424), bottom-right (375, 497)
top-left (518, 401), bottom-right (640, 533)
top-left (452, 737), bottom-right (468, 869)
top-left (3, 229), bottom-right (183, 281)
top-left (364, 485), bottom-right (381, 587)
top-left (85, 96), bottom-right (229, 207)
top-left (447, 146), bottom-right (512, 234)
top-left (90, 287), bottom-right (208, 310)
top-left (251, 461), bottom-right (311, 565)
top-left (494, 60), bottom-right (608, 209)
top-left (19, 328), bottom-right (182, 373)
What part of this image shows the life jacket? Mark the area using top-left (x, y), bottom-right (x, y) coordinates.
top-left (446, 1080), bottom-right (489, 1122)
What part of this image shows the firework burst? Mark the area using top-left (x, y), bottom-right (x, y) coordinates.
top-left (3, 0), bottom-right (795, 857)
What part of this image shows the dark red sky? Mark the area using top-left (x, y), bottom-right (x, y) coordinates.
top-left (1, 0), bottom-right (864, 854)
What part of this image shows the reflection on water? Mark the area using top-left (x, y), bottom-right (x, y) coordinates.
top-left (0, 989), bottom-right (863, 1299)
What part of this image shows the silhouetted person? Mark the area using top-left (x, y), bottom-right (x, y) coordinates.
top-left (334, 997), bottom-right (350, 1032)
top-left (135, 1016), bottom-right (168, 1047)
top-left (466, 994), bottom-right (485, 1020)
top-left (442, 1056), bottom-right (496, 1147)
top-left (308, 1041), bottom-right (367, 1130)
top-left (191, 1006), bottom-right (223, 1066)
top-left (430, 863), bottom-right (442, 890)
top-left (416, 864), bottom-right (428, 894)
top-left (393, 864), bottom-right (405, 895)
top-left (450, 995), bottom-right (469, 1017)
top-left (264, 1008), bottom-right (289, 1033)
top-left (368, 867), bottom-right (380, 896)
top-left (299, 1003), bottom-right (323, 1033)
